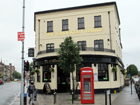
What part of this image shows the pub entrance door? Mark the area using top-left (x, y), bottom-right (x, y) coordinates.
top-left (57, 66), bottom-right (70, 93)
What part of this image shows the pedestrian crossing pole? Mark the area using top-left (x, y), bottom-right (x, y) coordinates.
top-left (21, 0), bottom-right (25, 105)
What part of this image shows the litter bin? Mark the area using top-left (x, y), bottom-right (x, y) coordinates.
top-left (20, 93), bottom-right (27, 105)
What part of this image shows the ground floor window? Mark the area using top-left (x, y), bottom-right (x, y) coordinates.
top-left (76, 63), bottom-right (92, 82)
top-left (113, 65), bottom-right (117, 81)
top-left (37, 73), bottom-right (40, 82)
top-left (113, 72), bottom-right (117, 81)
top-left (98, 64), bottom-right (109, 81)
top-left (43, 65), bottom-right (51, 82)
top-left (76, 70), bottom-right (80, 81)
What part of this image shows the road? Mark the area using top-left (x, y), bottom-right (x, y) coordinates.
top-left (0, 81), bottom-right (21, 105)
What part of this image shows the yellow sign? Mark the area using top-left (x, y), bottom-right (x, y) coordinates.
top-left (46, 28), bottom-right (103, 37)
top-left (118, 62), bottom-right (122, 67)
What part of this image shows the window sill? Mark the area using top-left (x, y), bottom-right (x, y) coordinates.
top-left (78, 28), bottom-right (85, 30)
top-left (62, 29), bottom-right (69, 31)
top-left (94, 26), bottom-right (102, 28)
top-left (47, 31), bottom-right (53, 33)
top-left (98, 80), bottom-right (109, 81)
top-left (43, 81), bottom-right (51, 82)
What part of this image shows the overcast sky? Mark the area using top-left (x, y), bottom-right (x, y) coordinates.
top-left (0, 0), bottom-right (140, 73)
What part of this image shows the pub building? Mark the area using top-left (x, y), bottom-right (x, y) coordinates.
top-left (34, 2), bottom-right (124, 93)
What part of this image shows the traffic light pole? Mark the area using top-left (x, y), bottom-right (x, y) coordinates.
top-left (21, 0), bottom-right (25, 105)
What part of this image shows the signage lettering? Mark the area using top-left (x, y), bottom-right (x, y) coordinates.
top-left (46, 28), bottom-right (103, 37)
top-left (45, 60), bottom-right (59, 63)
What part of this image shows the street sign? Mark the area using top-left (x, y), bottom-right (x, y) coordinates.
top-left (106, 90), bottom-right (110, 95)
top-left (28, 48), bottom-right (34, 57)
top-left (18, 32), bottom-right (25, 41)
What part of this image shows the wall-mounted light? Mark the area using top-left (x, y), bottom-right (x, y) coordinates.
top-left (39, 44), bottom-right (42, 46)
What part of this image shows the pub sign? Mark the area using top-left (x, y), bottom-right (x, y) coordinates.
top-left (28, 48), bottom-right (34, 57)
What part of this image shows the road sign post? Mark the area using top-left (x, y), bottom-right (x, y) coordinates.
top-left (20, 0), bottom-right (25, 105)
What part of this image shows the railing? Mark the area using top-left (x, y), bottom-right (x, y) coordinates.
top-left (37, 47), bottom-right (115, 55)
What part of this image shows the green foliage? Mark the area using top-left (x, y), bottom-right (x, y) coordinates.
top-left (126, 64), bottom-right (138, 76)
top-left (35, 69), bottom-right (40, 74)
top-left (10, 77), bottom-right (14, 81)
top-left (138, 73), bottom-right (140, 77)
top-left (29, 62), bottom-right (33, 72)
top-left (30, 70), bottom-right (35, 75)
top-left (12, 71), bottom-right (21, 79)
top-left (50, 67), bottom-right (54, 72)
top-left (126, 75), bottom-right (130, 78)
top-left (29, 62), bottom-right (35, 75)
top-left (112, 67), bottom-right (117, 72)
top-left (121, 69), bottom-right (126, 75)
top-left (57, 36), bottom-right (82, 73)
top-left (0, 73), bottom-right (3, 78)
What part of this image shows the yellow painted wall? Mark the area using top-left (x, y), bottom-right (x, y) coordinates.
top-left (34, 3), bottom-right (124, 90)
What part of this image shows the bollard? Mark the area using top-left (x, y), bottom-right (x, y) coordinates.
top-left (72, 92), bottom-right (73, 104)
top-left (54, 89), bottom-right (56, 104)
top-left (105, 90), bottom-right (111, 105)
top-left (109, 90), bottom-right (111, 105)
top-left (20, 93), bottom-right (27, 105)
top-left (105, 90), bottom-right (107, 105)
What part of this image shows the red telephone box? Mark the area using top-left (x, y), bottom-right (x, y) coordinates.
top-left (81, 67), bottom-right (94, 104)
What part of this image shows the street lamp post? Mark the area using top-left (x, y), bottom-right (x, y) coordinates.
top-left (127, 64), bottom-right (132, 94)
top-left (130, 66), bottom-right (132, 94)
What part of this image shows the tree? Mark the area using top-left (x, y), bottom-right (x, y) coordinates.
top-left (57, 36), bottom-right (82, 92)
top-left (0, 73), bottom-right (3, 78)
top-left (12, 71), bottom-right (21, 79)
top-left (126, 64), bottom-right (138, 76)
top-left (138, 73), bottom-right (140, 77)
top-left (29, 62), bottom-right (33, 72)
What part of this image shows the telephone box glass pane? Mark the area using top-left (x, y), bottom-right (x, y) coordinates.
top-left (84, 80), bottom-right (91, 92)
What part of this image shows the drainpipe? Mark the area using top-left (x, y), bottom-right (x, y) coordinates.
top-left (38, 19), bottom-right (40, 52)
top-left (108, 11), bottom-right (112, 50)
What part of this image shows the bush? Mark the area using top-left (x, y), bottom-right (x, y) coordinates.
top-left (112, 67), bottom-right (117, 72)
top-left (35, 69), bottom-right (40, 74)
top-left (30, 71), bottom-right (35, 75)
top-left (50, 67), bottom-right (54, 72)
top-left (126, 75), bottom-right (130, 78)
top-left (121, 69), bottom-right (126, 75)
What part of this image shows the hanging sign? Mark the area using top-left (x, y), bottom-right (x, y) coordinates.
top-left (28, 48), bottom-right (34, 57)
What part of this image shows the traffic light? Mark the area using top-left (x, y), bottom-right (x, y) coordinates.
top-left (24, 60), bottom-right (29, 71)
top-left (27, 61), bottom-right (29, 71)
top-left (24, 73), bottom-right (26, 77)
top-left (24, 61), bottom-right (27, 71)
top-left (24, 82), bottom-right (25, 86)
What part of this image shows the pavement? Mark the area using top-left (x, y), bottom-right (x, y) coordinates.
top-left (11, 81), bottom-right (39, 105)
top-left (11, 83), bottom-right (140, 105)
top-left (112, 84), bottom-right (140, 105)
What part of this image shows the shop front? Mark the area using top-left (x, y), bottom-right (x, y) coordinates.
top-left (34, 55), bottom-right (124, 93)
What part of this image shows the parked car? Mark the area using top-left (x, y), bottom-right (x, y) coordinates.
top-left (135, 79), bottom-right (140, 99)
top-left (133, 77), bottom-right (139, 84)
top-left (0, 78), bottom-right (4, 85)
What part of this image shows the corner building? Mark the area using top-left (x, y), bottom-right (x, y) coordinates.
top-left (34, 2), bottom-right (124, 93)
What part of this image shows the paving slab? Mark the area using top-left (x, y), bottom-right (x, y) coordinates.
top-left (112, 84), bottom-right (140, 105)
top-left (37, 92), bottom-right (119, 105)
